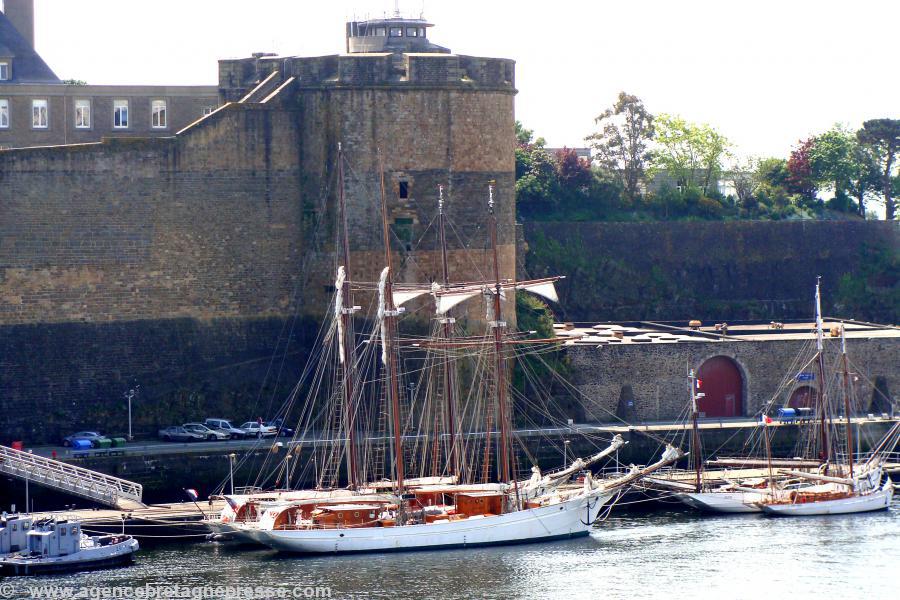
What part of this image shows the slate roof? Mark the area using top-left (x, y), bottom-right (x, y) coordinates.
top-left (0, 10), bottom-right (60, 83)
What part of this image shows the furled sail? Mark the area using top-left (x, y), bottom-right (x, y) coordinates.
top-left (377, 267), bottom-right (389, 365)
top-left (335, 266), bottom-right (346, 364)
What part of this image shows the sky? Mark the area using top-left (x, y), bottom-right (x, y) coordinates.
top-left (30, 0), bottom-right (900, 162)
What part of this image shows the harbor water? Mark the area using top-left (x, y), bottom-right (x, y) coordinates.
top-left (1, 506), bottom-right (897, 599)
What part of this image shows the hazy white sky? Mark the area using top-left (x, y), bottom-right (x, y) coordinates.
top-left (32, 0), bottom-right (899, 161)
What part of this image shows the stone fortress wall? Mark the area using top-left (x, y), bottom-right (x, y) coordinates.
top-left (0, 40), bottom-right (518, 444)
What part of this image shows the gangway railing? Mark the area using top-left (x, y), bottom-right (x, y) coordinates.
top-left (0, 445), bottom-right (144, 510)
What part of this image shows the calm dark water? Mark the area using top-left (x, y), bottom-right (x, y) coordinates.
top-left (3, 506), bottom-right (898, 599)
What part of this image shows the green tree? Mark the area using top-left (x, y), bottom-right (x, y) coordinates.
top-left (515, 144), bottom-right (558, 215)
top-left (650, 114), bottom-right (730, 196)
top-left (586, 92), bottom-right (654, 206)
top-left (809, 125), bottom-right (879, 216)
top-left (728, 157), bottom-right (759, 210)
top-left (858, 119), bottom-right (900, 220)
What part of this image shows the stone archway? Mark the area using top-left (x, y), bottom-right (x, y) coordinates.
top-left (788, 385), bottom-right (817, 409)
top-left (697, 356), bottom-right (744, 418)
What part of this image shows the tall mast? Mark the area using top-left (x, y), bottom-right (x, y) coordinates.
top-left (437, 185), bottom-right (462, 479)
top-left (689, 369), bottom-right (703, 492)
top-left (337, 144), bottom-right (360, 489)
top-left (379, 163), bottom-right (406, 493)
top-left (840, 324), bottom-right (855, 479)
top-left (814, 277), bottom-right (831, 470)
top-left (487, 181), bottom-right (513, 486)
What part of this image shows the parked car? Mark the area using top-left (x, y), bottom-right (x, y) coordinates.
top-left (158, 426), bottom-right (205, 443)
top-left (62, 431), bottom-right (108, 448)
top-left (204, 418), bottom-right (248, 439)
top-left (266, 419), bottom-right (295, 437)
top-left (240, 422), bottom-right (277, 438)
top-left (183, 423), bottom-right (230, 441)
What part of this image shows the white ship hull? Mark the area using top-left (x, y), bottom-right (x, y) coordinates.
top-left (674, 491), bottom-right (765, 513)
top-left (0, 537), bottom-right (138, 576)
top-left (758, 482), bottom-right (894, 516)
top-left (257, 488), bottom-right (616, 554)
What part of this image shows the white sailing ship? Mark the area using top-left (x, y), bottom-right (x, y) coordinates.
top-left (210, 162), bottom-right (684, 554)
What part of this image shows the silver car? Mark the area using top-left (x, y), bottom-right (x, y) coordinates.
top-left (183, 423), bottom-right (230, 441)
top-left (158, 426), bottom-right (204, 442)
top-left (204, 418), bottom-right (248, 439)
top-left (240, 422), bottom-right (277, 438)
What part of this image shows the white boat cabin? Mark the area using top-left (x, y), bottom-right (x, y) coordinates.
top-left (0, 514), bottom-right (32, 554)
top-left (26, 520), bottom-right (81, 557)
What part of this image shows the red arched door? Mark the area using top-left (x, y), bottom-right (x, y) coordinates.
top-left (697, 356), bottom-right (744, 417)
top-left (788, 386), bottom-right (817, 409)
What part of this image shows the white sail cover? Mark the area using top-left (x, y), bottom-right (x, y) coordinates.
top-left (377, 267), bottom-right (389, 365)
top-left (434, 279), bottom-right (559, 315)
top-left (335, 267), bottom-right (346, 364)
top-left (516, 280), bottom-right (559, 303)
top-left (393, 288), bottom-right (431, 307)
top-left (435, 289), bottom-right (484, 315)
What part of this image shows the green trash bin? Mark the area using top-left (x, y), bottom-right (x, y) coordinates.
top-left (95, 437), bottom-right (113, 449)
top-left (111, 437), bottom-right (127, 447)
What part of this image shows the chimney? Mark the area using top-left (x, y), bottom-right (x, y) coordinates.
top-left (3, 0), bottom-right (35, 49)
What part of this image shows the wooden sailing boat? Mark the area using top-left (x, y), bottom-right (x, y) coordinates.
top-left (755, 316), bottom-right (897, 516)
top-left (671, 369), bottom-right (776, 513)
top-left (674, 280), bottom-right (897, 516)
top-left (245, 178), bottom-right (685, 554)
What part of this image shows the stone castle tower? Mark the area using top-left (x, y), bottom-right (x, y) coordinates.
top-left (217, 16), bottom-right (517, 310)
top-left (0, 16), bottom-right (516, 442)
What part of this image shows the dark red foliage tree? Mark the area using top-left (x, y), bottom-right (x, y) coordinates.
top-left (555, 147), bottom-right (593, 191)
top-left (786, 138), bottom-right (817, 199)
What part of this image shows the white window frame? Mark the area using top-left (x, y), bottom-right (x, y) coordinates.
top-left (151, 99), bottom-right (167, 129)
top-left (113, 99), bottom-right (129, 128)
top-left (74, 99), bottom-right (91, 129)
top-left (0, 61), bottom-right (9, 81)
top-left (201, 105), bottom-right (215, 117)
top-left (31, 98), bottom-right (48, 129)
top-left (0, 99), bottom-right (9, 129)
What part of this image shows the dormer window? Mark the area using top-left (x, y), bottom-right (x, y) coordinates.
top-left (0, 61), bottom-right (9, 80)
top-left (389, 27), bottom-right (402, 37)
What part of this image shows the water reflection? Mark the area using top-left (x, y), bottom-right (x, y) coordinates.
top-left (3, 507), bottom-right (896, 599)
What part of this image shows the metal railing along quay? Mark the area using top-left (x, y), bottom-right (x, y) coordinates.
top-left (0, 445), bottom-right (145, 510)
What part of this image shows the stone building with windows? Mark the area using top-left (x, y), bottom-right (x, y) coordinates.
top-left (0, 0), bottom-right (218, 149)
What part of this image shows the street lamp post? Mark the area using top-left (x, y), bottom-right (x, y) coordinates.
top-left (125, 386), bottom-right (139, 441)
top-left (228, 453), bottom-right (236, 495)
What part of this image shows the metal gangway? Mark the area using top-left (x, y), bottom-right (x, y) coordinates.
top-left (0, 445), bottom-right (145, 510)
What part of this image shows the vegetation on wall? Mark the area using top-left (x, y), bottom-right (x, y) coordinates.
top-left (516, 93), bottom-right (899, 223)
